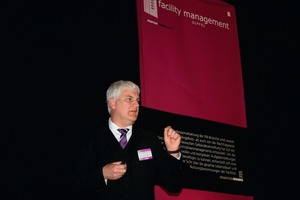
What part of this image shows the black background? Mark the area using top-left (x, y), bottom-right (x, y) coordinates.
top-left (2, 0), bottom-right (299, 200)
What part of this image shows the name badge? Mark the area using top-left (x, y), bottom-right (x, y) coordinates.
top-left (137, 148), bottom-right (153, 161)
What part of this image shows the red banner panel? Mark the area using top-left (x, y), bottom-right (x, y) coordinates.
top-left (137, 0), bottom-right (247, 128)
top-left (155, 186), bottom-right (253, 200)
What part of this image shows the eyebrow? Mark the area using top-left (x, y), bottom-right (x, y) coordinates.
top-left (124, 95), bottom-right (140, 100)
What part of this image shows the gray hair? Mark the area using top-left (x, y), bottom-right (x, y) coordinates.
top-left (106, 80), bottom-right (140, 114)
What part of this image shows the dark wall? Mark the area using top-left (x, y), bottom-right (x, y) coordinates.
top-left (2, 1), bottom-right (140, 200)
top-left (235, 1), bottom-right (299, 199)
top-left (2, 1), bottom-right (298, 200)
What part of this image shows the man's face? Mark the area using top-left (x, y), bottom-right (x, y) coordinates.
top-left (112, 88), bottom-right (140, 127)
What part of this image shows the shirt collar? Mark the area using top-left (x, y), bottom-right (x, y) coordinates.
top-left (108, 118), bottom-right (132, 140)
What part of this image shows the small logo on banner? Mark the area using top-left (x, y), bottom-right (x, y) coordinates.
top-left (144, 0), bottom-right (158, 18)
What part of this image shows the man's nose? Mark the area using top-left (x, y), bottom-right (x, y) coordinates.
top-left (133, 100), bottom-right (140, 107)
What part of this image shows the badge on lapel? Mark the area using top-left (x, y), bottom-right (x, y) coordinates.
top-left (137, 148), bottom-right (153, 161)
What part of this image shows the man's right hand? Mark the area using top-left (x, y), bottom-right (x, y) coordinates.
top-left (102, 161), bottom-right (127, 180)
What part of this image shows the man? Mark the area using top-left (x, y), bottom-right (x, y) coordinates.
top-left (72, 80), bottom-right (182, 200)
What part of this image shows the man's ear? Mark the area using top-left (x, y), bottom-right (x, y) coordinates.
top-left (108, 98), bottom-right (116, 109)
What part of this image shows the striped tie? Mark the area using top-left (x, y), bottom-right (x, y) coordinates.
top-left (118, 128), bottom-right (129, 149)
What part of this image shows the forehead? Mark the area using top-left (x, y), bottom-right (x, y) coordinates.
top-left (120, 87), bottom-right (139, 96)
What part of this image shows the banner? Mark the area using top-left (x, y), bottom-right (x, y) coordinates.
top-left (137, 0), bottom-right (247, 128)
top-left (136, 0), bottom-right (252, 199)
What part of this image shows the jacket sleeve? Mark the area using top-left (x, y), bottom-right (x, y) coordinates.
top-left (155, 134), bottom-right (183, 194)
top-left (69, 135), bottom-right (107, 198)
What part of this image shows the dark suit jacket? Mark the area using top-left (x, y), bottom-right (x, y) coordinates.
top-left (71, 125), bottom-right (182, 200)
